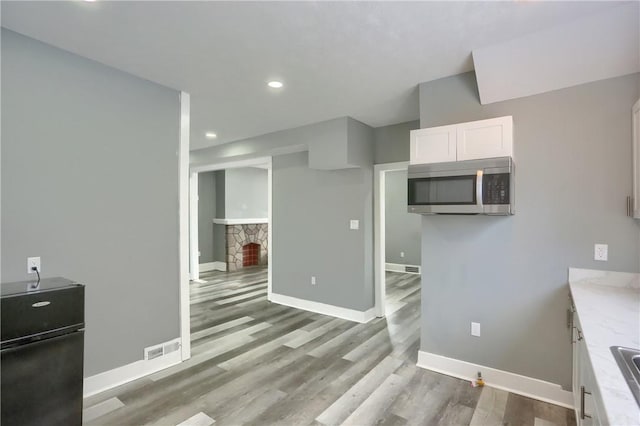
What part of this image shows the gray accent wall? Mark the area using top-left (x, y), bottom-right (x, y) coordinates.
top-left (418, 71), bottom-right (640, 389)
top-left (191, 117), bottom-right (373, 171)
top-left (213, 171), bottom-right (226, 262)
top-left (191, 114), bottom-right (376, 312)
top-left (224, 168), bottom-right (268, 219)
top-left (374, 120), bottom-right (419, 165)
top-left (385, 170), bottom-right (421, 266)
top-left (198, 172), bottom-right (216, 263)
top-left (272, 151), bottom-right (374, 311)
top-left (1, 30), bottom-right (180, 376)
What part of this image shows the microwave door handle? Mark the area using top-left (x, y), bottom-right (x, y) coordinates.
top-left (476, 170), bottom-right (483, 209)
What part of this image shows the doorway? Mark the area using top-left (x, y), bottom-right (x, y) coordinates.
top-left (187, 157), bottom-right (273, 356)
top-left (374, 161), bottom-right (421, 317)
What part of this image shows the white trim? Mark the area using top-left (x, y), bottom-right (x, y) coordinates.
top-left (199, 261), bottom-right (226, 272)
top-left (84, 350), bottom-right (181, 398)
top-left (385, 262), bottom-right (421, 275)
top-left (212, 218), bottom-right (268, 225)
top-left (184, 155), bottom-right (274, 343)
top-left (374, 161), bottom-right (410, 318)
top-left (189, 172), bottom-right (199, 281)
top-left (632, 97), bottom-right (640, 218)
top-left (191, 157), bottom-right (271, 173)
top-left (267, 160), bottom-right (273, 300)
top-left (417, 350), bottom-right (574, 409)
top-left (270, 293), bottom-right (375, 323)
top-left (179, 92), bottom-right (191, 361)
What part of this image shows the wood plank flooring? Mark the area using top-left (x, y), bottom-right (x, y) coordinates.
top-left (84, 267), bottom-right (576, 426)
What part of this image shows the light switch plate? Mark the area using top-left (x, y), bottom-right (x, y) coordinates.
top-left (594, 244), bottom-right (608, 261)
top-left (350, 220), bottom-right (359, 230)
top-left (471, 322), bottom-right (481, 337)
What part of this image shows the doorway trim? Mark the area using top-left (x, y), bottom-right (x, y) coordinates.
top-left (188, 155), bottom-right (274, 300)
top-left (374, 161), bottom-right (410, 318)
top-left (179, 92), bottom-right (191, 361)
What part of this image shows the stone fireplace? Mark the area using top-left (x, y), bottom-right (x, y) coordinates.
top-left (225, 223), bottom-right (268, 271)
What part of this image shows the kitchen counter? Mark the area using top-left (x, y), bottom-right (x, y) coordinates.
top-left (569, 268), bottom-right (640, 425)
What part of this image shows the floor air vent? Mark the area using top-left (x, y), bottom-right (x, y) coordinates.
top-left (405, 266), bottom-right (420, 274)
top-left (144, 338), bottom-right (181, 361)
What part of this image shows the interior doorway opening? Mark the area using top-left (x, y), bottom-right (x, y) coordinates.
top-left (374, 161), bottom-right (422, 317)
top-left (187, 157), bottom-right (273, 355)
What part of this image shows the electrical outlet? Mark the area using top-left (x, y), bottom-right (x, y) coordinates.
top-left (27, 257), bottom-right (41, 274)
top-left (400, 252), bottom-right (405, 258)
top-left (594, 244), bottom-right (608, 261)
top-left (471, 322), bottom-right (481, 337)
top-left (311, 276), bottom-right (316, 285)
top-left (349, 220), bottom-right (359, 230)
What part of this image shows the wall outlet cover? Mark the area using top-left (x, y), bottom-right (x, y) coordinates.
top-left (27, 257), bottom-right (41, 274)
top-left (349, 219), bottom-right (359, 230)
top-left (311, 276), bottom-right (316, 285)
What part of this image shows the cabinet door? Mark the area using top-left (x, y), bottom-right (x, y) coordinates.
top-left (572, 316), bottom-right (581, 413)
top-left (578, 343), bottom-right (596, 426)
top-left (633, 99), bottom-right (640, 218)
top-left (409, 125), bottom-right (457, 164)
top-left (456, 116), bottom-right (513, 161)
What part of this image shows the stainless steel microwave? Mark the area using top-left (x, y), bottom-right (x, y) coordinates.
top-left (408, 156), bottom-right (514, 215)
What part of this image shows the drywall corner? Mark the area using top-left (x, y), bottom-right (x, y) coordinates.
top-left (347, 118), bottom-right (374, 168)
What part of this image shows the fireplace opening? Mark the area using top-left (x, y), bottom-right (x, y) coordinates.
top-left (242, 243), bottom-right (260, 267)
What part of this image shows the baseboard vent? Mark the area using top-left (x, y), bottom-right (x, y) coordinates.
top-left (143, 338), bottom-right (181, 361)
top-left (385, 263), bottom-right (421, 275)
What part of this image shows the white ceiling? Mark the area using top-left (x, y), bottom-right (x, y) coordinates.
top-left (1, 1), bottom-right (624, 150)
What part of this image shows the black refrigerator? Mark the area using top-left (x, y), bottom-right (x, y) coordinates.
top-left (1, 277), bottom-right (85, 426)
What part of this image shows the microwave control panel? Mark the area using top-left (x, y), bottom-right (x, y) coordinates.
top-left (483, 173), bottom-right (510, 205)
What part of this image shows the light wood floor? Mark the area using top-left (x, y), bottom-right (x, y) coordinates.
top-left (83, 267), bottom-right (576, 426)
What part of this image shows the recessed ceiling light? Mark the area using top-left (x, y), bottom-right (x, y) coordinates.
top-left (84, 0), bottom-right (97, 2)
top-left (267, 81), bottom-right (283, 89)
top-left (205, 132), bottom-right (217, 139)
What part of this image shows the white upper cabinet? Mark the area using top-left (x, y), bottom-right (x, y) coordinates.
top-left (456, 116), bottom-right (513, 161)
top-left (409, 124), bottom-right (457, 164)
top-left (410, 116), bottom-right (513, 164)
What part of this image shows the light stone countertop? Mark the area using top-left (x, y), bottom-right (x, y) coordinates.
top-left (569, 268), bottom-right (640, 426)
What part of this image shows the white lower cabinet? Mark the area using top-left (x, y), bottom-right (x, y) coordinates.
top-left (572, 311), bottom-right (603, 425)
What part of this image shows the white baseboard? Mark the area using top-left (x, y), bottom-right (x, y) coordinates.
top-left (270, 293), bottom-right (376, 324)
top-left (199, 261), bottom-right (226, 272)
top-left (385, 262), bottom-right (421, 275)
top-left (84, 349), bottom-right (182, 398)
top-left (417, 351), bottom-right (574, 409)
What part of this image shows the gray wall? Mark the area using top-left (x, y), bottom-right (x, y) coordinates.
top-left (198, 172), bottom-right (216, 263)
top-left (385, 170), bottom-right (421, 265)
top-left (192, 117), bottom-right (374, 171)
top-left (1, 30), bottom-right (180, 376)
top-left (213, 171), bottom-right (226, 262)
top-left (192, 115), bottom-right (376, 312)
top-left (374, 120), bottom-right (419, 164)
top-left (273, 151), bottom-right (374, 311)
top-left (418, 71), bottom-right (640, 389)
top-left (224, 167), bottom-right (268, 219)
